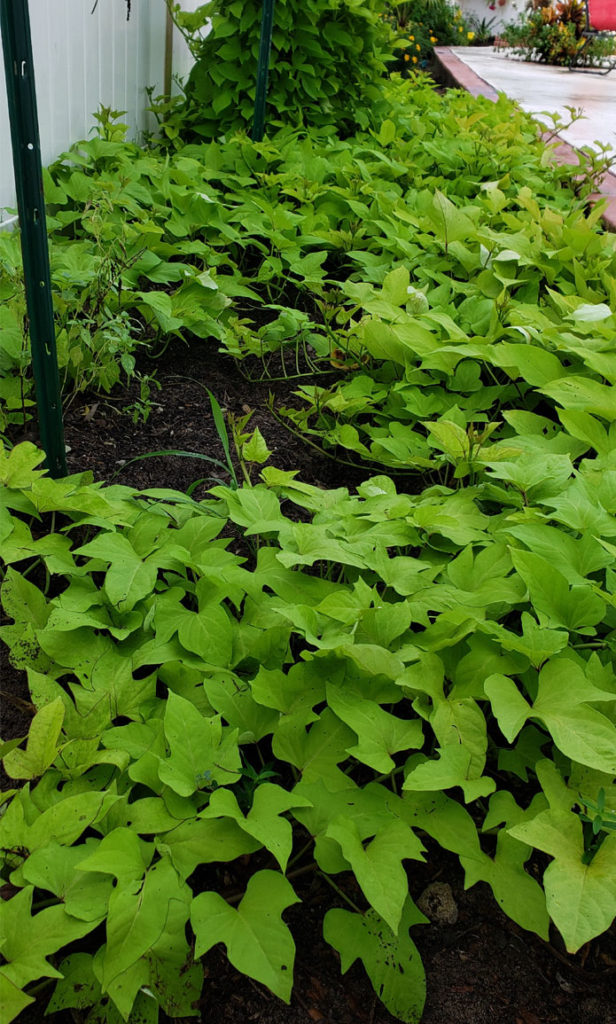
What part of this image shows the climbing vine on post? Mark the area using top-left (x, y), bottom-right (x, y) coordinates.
top-left (168, 0), bottom-right (394, 139)
top-left (252, 0), bottom-right (275, 142)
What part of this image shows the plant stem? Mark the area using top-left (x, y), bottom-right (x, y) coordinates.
top-left (318, 870), bottom-right (363, 913)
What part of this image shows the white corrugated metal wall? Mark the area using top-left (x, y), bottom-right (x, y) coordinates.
top-left (457, 0), bottom-right (517, 34)
top-left (0, 0), bottom-right (202, 222)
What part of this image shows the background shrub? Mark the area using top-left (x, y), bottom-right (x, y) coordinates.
top-left (503, 0), bottom-right (616, 65)
top-left (385, 0), bottom-right (473, 70)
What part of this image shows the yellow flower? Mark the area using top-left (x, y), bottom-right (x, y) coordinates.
top-left (409, 34), bottom-right (415, 40)
top-left (416, 43), bottom-right (421, 50)
top-left (467, 30), bottom-right (475, 39)
top-left (404, 53), bottom-right (410, 60)
top-left (412, 55), bottom-right (418, 62)
top-left (458, 25), bottom-right (463, 31)
top-left (430, 35), bottom-right (437, 42)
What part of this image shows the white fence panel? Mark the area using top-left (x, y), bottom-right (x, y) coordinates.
top-left (0, 0), bottom-right (201, 222)
top-left (458, 0), bottom-right (519, 33)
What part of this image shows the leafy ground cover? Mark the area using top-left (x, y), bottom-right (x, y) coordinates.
top-left (3, 343), bottom-right (615, 1024)
top-left (0, 78), bottom-right (610, 438)
top-left (1, 50), bottom-right (616, 1024)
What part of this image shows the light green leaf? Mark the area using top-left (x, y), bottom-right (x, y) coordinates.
top-left (540, 376), bottom-right (616, 421)
top-left (0, 738), bottom-right (25, 761)
top-left (137, 290), bottom-right (183, 333)
top-left (177, 602), bottom-right (233, 666)
top-left (191, 870), bottom-right (299, 1002)
top-left (424, 420), bottom-right (469, 461)
top-left (558, 409), bottom-right (610, 456)
top-left (489, 343), bottom-right (564, 386)
top-left (400, 790), bottom-right (548, 937)
top-left (144, 892), bottom-right (202, 1018)
top-left (462, 791), bottom-right (549, 939)
top-left (429, 696), bottom-right (488, 778)
top-left (323, 899), bottom-right (426, 1024)
top-left (0, 970), bottom-right (34, 1024)
top-left (75, 532), bottom-right (157, 613)
top-left (200, 783), bottom-right (311, 872)
top-left (156, 818), bottom-right (260, 880)
top-left (0, 441), bottom-right (46, 488)
top-left (378, 119), bottom-right (396, 146)
top-left (510, 548), bottom-right (605, 631)
top-left (106, 558), bottom-right (158, 614)
top-left (46, 954), bottom-right (101, 1014)
top-left (326, 817), bottom-right (423, 932)
top-left (571, 302), bottom-right (612, 322)
top-left (509, 810), bottom-right (616, 951)
top-left (204, 674), bottom-right (279, 744)
top-left (480, 613), bottom-right (569, 669)
top-left (102, 857), bottom-right (188, 994)
top-left (1, 568), bottom-right (49, 628)
top-left (0, 886), bottom-right (100, 992)
top-left (242, 427), bottom-right (272, 464)
top-left (335, 642), bottom-right (405, 681)
top-left (273, 707), bottom-right (356, 786)
top-left (381, 266), bottom-right (410, 306)
top-left (123, 796), bottom-right (189, 835)
top-left (76, 828), bottom-right (153, 883)
top-left (3, 698), bottom-right (64, 780)
top-left (158, 690), bottom-right (241, 797)
top-left (484, 674), bottom-right (530, 743)
top-left (326, 680), bottom-right (423, 774)
top-left (26, 791), bottom-right (117, 853)
top-left (486, 453), bottom-right (573, 501)
top-left (22, 841), bottom-right (113, 922)
top-left (403, 746), bottom-right (495, 802)
top-left (531, 659), bottom-right (616, 773)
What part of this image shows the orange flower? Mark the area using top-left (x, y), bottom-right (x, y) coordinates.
top-left (412, 55), bottom-right (418, 62)
top-left (404, 53), bottom-right (410, 60)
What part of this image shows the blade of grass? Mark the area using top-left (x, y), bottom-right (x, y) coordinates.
top-left (112, 448), bottom-right (237, 487)
top-left (207, 389), bottom-right (239, 488)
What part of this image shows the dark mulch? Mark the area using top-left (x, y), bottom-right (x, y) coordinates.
top-left (2, 338), bottom-right (616, 1024)
top-left (61, 341), bottom-right (372, 496)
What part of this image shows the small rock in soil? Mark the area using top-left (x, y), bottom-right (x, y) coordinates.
top-left (417, 882), bottom-right (459, 926)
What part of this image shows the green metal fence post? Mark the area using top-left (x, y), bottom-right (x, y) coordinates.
top-left (0, 0), bottom-right (67, 478)
top-left (252, 0), bottom-right (276, 142)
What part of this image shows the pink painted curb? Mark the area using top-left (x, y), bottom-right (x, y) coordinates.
top-left (433, 47), bottom-right (616, 232)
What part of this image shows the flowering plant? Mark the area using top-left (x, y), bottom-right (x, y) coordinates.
top-left (502, 0), bottom-right (615, 64)
top-left (384, 0), bottom-right (472, 68)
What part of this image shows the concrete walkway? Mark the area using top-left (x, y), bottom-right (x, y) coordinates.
top-left (434, 46), bottom-right (616, 229)
top-left (441, 46), bottom-right (616, 153)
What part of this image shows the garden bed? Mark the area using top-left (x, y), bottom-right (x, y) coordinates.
top-left (2, 39), bottom-right (616, 1024)
top-left (3, 337), bottom-right (616, 1024)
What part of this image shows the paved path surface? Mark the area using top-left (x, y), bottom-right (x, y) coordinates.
top-left (444, 46), bottom-right (616, 153)
top-left (434, 46), bottom-right (616, 228)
